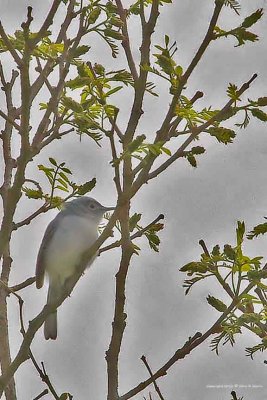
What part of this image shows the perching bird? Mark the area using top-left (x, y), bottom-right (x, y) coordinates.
top-left (36, 196), bottom-right (115, 340)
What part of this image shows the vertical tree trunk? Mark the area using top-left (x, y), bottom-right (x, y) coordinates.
top-left (0, 253), bottom-right (17, 400)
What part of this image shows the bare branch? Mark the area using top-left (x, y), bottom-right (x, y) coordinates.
top-left (33, 389), bottom-right (49, 400)
top-left (12, 204), bottom-right (50, 231)
top-left (141, 356), bottom-right (165, 400)
top-left (124, 0), bottom-right (160, 143)
top-left (0, 111), bottom-right (20, 131)
top-left (30, 0), bottom-right (62, 46)
top-left (0, 22), bottom-right (22, 66)
top-left (182, 1), bottom-right (224, 83)
top-left (115, 0), bottom-right (138, 81)
top-left (9, 277), bottom-right (36, 292)
top-left (108, 116), bottom-right (122, 195)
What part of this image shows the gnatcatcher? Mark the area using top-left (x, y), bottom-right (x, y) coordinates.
top-left (36, 196), bottom-right (115, 340)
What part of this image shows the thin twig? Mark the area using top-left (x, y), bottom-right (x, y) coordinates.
top-left (33, 389), bottom-right (49, 400)
top-left (115, 0), bottom-right (138, 81)
top-left (30, 0), bottom-right (62, 46)
top-left (141, 356), bottom-right (165, 400)
top-left (0, 110), bottom-right (20, 131)
top-left (12, 204), bottom-right (50, 231)
top-left (0, 22), bottom-right (22, 65)
top-left (100, 214), bottom-right (164, 254)
top-left (199, 239), bottom-right (210, 256)
top-left (9, 277), bottom-right (36, 292)
top-left (108, 115), bottom-right (122, 195)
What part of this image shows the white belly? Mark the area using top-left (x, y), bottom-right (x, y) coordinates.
top-left (46, 214), bottom-right (98, 285)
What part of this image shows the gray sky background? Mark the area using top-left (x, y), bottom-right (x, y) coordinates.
top-left (1, 0), bottom-right (267, 399)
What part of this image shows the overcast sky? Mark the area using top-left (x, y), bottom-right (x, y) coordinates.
top-left (1, 0), bottom-right (267, 399)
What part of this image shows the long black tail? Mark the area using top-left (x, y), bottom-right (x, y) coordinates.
top-left (44, 284), bottom-right (58, 340)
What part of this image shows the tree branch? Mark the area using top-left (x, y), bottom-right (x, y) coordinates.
top-left (129, 1), bottom-right (225, 196)
top-left (0, 22), bottom-right (22, 66)
top-left (9, 277), bottom-right (36, 292)
top-left (100, 214), bottom-right (164, 254)
top-left (30, 0), bottom-right (62, 46)
top-left (115, 0), bottom-right (138, 81)
top-left (33, 389), bottom-right (49, 400)
top-left (0, 110), bottom-right (20, 131)
top-left (147, 74), bottom-right (257, 182)
top-left (141, 355), bottom-right (165, 400)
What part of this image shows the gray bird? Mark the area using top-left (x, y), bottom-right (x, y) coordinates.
top-left (36, 196), bottom-right (115, 340)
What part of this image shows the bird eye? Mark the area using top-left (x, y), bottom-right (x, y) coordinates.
top-left (89, 204), bottom-right (95, 209)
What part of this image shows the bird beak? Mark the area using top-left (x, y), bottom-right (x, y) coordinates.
top-left (102, 206), bottom-right (116, 212)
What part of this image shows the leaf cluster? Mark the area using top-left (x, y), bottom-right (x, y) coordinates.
top-left (23, 158), bottom-right (96, 207)
top-left (129, 213), bottom-right (164, 253)
top-left (180, 221), bottom-right (267, 356)
top-left (214, 9), bottom-right (263, 47)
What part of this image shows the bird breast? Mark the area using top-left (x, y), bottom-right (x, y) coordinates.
top-left (45, 214), bottom-right (98, 285)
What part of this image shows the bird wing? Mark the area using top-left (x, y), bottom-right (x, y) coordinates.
top-left (35, 216), bottom-right (59, 289)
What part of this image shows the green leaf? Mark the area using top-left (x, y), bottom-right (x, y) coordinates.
top-left (241, 263), bottom-right (251, 272)
top-left (247, 222), bottom-right (267, 239)
top-left (224, 244), bottom-right (236, 260)
top-left (251, 108), bottom-right (267, 122)
top-left (110, 17), bottom-right (124, 28)
top-left (105, 86), bottom-right (123, 97)
top-left (161, 146), bottom-right (172, 156)
top-left (56, 185), bottom-right (69, 192)
top-left (49, 157), bottom-right (57, 166)
top-left (191, 146), bottom-right (205, 155)
top-left (174, 65), bottom-right (183, 77)
top-left (207, 295), bottom-right (227, 312)
top-left (236, 221), bottom-right (245, 246)
top-left (39, 102), bottom-right (48, 110)
top-left (227, 83), bottom-right (240, 101)
top-left (61, 167), bottom-right (72, 174)
top-left (77, 178), bottom-right (96, 195)
top-left (129, 213), bottom-right (141, 232)
top-left (187, 154), bottom-right (197, 168)
top-left (62, 96), bottom-right (83, 113)
top-left (65, 76), bottom-right (92, 90)
top-left (104, 29), bottom-right (124, 41)
top-left (212, 245), bottom-right (220, 257)
top-left (23, 187), bottom-right (43, 200)
top-left (57, 178), bottom-right (68, 188)
top-left (59, 394), bottom-right (71, 400)
top-left (257, 97), bottom-right (267, 106)
top-left (208, 127), bottom-right (236, 144)
top-left (88, 7), bottom-right (101, 24)
top-left (241, 9), bottom-right (263, 29)
top-left (59, 171), bottom-right (70, 183)
top-left (145, 231), bottom-right (161, 252)
top-left (216, 107), bottom-right (237, 122)
top-left (235, 29), bottom-right (258, 47)
top-left (127, 135), bottom-right (146, 153)
top-left (224, 0), bottom-right (240, 15)
top-left (180, 261), bottom-right (208, 274)
top-left (70, 45), bottom-right (90, 58)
